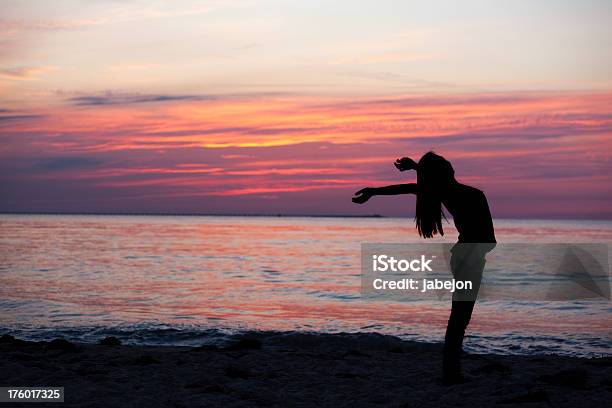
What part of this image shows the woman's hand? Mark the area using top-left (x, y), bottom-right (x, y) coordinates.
top-left (394, 157), bottom-right (418, 172)
top-left (352, 187), bottom-right (374, 204)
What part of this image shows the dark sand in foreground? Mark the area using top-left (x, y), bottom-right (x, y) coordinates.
top-left (1, 332), bottom-right (610, 407)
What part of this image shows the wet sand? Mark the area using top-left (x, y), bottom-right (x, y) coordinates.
top-left (1, 333), bottom-right (610, 407)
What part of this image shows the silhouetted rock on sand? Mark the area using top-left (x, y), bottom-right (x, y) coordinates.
top-left (1, 333), bottom-right (610, 408)
top-left (224, 337), bottom-right (262, 351)
top-left (0, 334), bottom-right (28, 347)
top-left (98, 336), bottom-right (122, 346)
top-left (46, 338), bottom-right (80, 352)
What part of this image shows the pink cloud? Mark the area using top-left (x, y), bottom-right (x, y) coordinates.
top-left (0, 91), bottom-right (610, 218)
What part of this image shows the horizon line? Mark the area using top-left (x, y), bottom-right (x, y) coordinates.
top-left (1, 211), bottom-right (611, 222)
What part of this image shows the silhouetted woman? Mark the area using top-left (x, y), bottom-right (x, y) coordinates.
top-left (352, 152), bottom-right (496, 384)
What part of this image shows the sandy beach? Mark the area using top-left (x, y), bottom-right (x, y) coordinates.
top-left (1, 332), bottom-right (610, 407)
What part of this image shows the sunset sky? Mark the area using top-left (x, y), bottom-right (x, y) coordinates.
top-left (1, 0), bottom-right (611, 218)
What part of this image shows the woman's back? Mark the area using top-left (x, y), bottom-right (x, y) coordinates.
top-left (443, 183), bottom-right (496, 243)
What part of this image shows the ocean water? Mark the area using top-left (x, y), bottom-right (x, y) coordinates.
top-left (0, 214), bottom-right (610, 357)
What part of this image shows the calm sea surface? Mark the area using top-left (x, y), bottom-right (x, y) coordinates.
top-left (1, 214), bottom-right (610, 356)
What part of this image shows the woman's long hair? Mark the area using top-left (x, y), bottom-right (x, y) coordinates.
top-left (415, 152), bottom-right (454, 238)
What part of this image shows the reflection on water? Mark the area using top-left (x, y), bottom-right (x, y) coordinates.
top-left (0, 214), bottom-right (610, 356)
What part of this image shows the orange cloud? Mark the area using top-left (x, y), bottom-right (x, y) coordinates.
top-left (1, 91), bottom-right (610, 217)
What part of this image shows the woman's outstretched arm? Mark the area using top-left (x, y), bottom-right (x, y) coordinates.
top-left (352, 183), bottom-right (417, 204)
